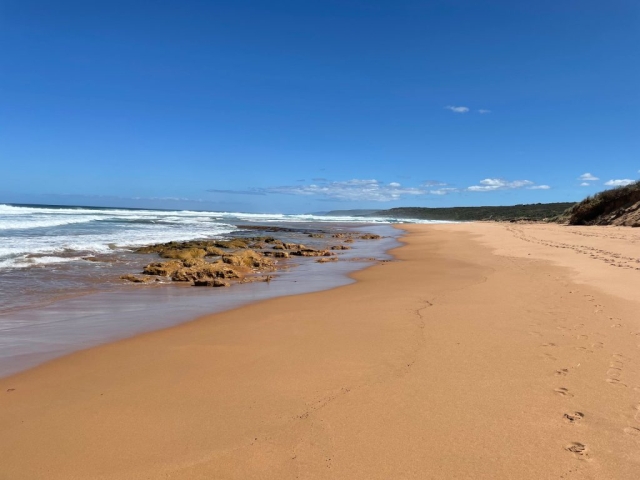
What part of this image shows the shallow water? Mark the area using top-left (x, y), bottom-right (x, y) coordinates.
top-left (0, 203), bottom-right (426, 313)
top-left (0, 224), bottom-right (401, 377)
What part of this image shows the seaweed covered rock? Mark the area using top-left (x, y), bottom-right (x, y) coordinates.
top-left (120, 274), bottom-right (154, 283)
top-left (171, 263), bottom-right (240, 282)
top-left (213, 239), bottom-right (249, 249)
top-left (359, 233), bottom-right (381, 240)
top-left (331, 245), bottom-right (351, 250)
top-left (205, 246), bottom-right (225, 256)
top-left (316, 257), bottom-right (338, 263)
top-left (289, 247), bottom-right (334, 257)
top-left (263, 251), bottom-right (289, 258)
top-left (142, 260), bottom-right (184, 277)
top-left (222, 250), bottom-right (274, 269)
top-left (159, 248), bottom-right (207, 262)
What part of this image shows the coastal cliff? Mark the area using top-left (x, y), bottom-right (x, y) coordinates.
top-left (558, 180), bottom-right (640, 226)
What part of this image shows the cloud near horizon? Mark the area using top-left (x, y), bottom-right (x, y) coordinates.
top-left (207, 176), bottom-right (554, 202)
top-left (604, 179), bottom-right (635, 187)
top-left (209, 180), bottom-right (436, 202)
top-left (467, 178), bottom-right (550, 192)
top-left (264, 179), bottom-right (429, 201)
top-left (207, 188), bottom-right (266, 196)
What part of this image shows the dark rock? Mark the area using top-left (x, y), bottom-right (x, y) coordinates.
top-left (120, 274), bottom-right (153, 283)
top-left (316, 257), bottom-right (338, 263)
top-left (193, 279), bottom-right (230, 287)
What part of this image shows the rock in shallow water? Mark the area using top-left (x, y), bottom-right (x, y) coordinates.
top-left (193, 279), bottom-right (230, 287)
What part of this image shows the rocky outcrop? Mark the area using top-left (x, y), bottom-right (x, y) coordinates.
top-left (359, 233), bottom-right (381, 240)
top-left (169, 262), bottom-right (241, 283)
top-left (128, 228), bottom-right (373, 289)
top-left (142, 260), bottom-right (184, 277)
top-left (316, 257), bottom-right (338, 263)
top-left (263, 251), bottom-right (289, 258)
top-left (289, 246), bottom-right (334, 257)
top-left (120, 274), bottom-right (155, 283)
top-left (222, 250), bottom-right (275, 269)
top-left (193, 279), bottom-right (229, 287)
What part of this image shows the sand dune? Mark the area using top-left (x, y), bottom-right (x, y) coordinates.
top-left (1, 223), bottom-right (639, 479)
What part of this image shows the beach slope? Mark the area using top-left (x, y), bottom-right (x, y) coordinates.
top-left (1, 223), bottom-right (639, 479)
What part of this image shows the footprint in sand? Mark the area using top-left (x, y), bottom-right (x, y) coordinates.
top-left (592, 342), bottom-right (604, 349)
top-left (555, 387), bottom-right (574, 397)
top-left (575, 346), bottom-right (594, 354)
top-left (565, 442), bottom-right (589, 459)
top-left (542, 343), bottom-right (557, 347)
top-left (610, 360), bottom-right (624, 369)
top-left (555, 368), bottom-right (569, 376)
top-left (623, 427), bottom-right (640, 437)
top-left (563, 412), bottom-right (584, 424)
top-left (606, 368), bottom-right (622, 379)
top-left (606, 378), bottom-right (627, 387)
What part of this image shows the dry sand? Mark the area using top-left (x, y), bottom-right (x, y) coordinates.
top-left (1, 223), bottom-right (639, 479)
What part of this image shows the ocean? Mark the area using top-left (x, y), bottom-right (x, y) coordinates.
top-left (0, 203), bottom-right (438, 376)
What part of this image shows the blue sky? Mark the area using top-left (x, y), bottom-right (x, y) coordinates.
top-left (1, 0), bottom-right (638, 213)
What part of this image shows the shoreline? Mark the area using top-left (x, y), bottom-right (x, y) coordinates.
top-left (1, 223), bottom-right (639, 479)
top-left (0, 223), bottom-right (401, 378)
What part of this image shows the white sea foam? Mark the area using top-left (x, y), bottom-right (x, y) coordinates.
top-left (0, 205), bottom-right (244, 269)
top-left (0, 204), bottom-right (443, 269)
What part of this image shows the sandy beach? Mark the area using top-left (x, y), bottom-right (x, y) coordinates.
top-left (1, 223), bottom-right (639, 479)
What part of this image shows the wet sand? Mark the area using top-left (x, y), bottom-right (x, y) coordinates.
top-left (1, 223), bottom-right (639, 479)
top-left (0, 224), bottom-right (399, 378)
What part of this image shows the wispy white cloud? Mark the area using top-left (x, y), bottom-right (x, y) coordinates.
top-left (429, 188), bottom-right (459, 195)
top-left (580, 182), bottom-right (590, 187)
top-left (578, 173), bottom-right (599, 182)
top-left (207, 188), bottom-right (266, 196)
top-left (467, 178), bottom-right (549, 192)
top-left (421, 180), bottom-right (447, 187)
top-left (478, 109), bottom-right (491, 114)
top-left (445, 105), bottom-right (470, 113)
top-left (604, 179), bottom-right (635, 187)
top-left (263, 179), bottom-right (430, 202)
top-left (209, 179), bottom-right (464, 202)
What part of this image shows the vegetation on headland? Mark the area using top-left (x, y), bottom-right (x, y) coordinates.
top-left (555, 180), bottom-right (640, 226)
top-left (327, 203), bottom-right (576, 222)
